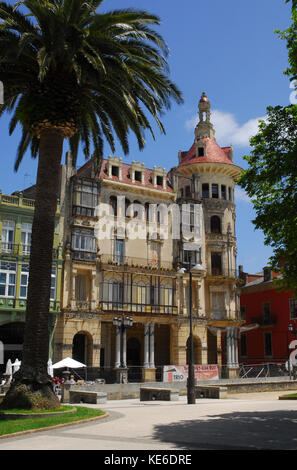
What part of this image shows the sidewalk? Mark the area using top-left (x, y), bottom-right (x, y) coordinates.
top-left (1, 391), bottom-right (297, 450)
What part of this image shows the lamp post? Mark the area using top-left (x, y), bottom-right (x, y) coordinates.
top-left (177, 258), bottom-right (206, 404)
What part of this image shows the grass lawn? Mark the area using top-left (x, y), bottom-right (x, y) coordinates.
top-left (0, 406), bottom-right (106, 437)
top-left (279, 393), bottom-right (297, 398)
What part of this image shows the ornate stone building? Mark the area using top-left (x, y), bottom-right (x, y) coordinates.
top-left (53, 93), bottom-right (243, 381)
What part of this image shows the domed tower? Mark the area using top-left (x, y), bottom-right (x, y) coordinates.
top-left (169, 93), bottom-right (243, 377)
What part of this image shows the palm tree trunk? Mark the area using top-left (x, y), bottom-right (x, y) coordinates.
top-left (1, 129), bottom-right (64, 410)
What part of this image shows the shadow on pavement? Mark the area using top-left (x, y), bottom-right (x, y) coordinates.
top-left (153, 409), bottom-right (297, 450)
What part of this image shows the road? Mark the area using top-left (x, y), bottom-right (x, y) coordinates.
top-left (1, 392), bottom-right (297, 450)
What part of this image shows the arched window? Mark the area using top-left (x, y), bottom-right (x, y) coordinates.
top-left (110, 195), bottom-right (117, 216)
top-left (210, 215), bottom-right (221, 234)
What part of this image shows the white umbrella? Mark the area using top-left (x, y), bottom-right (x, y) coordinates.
top-left (47, 359), bottom-right (54, 377)
top-left (52, 357), bottom-right (86, 369)
top-left (12, 359), bottom-right (21, 373)
top-left (5, 359), bottom-right (12, 375)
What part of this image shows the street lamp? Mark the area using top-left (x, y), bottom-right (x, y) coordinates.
top-left (177, 260), bottom-right (206, 404)
top-left (289, 320), bottom-right (297, 340)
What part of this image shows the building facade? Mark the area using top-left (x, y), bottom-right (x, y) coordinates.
top-left (53, 93), bottom-right (243, 381)
top-left (0, 189), bottom-right (63, 373)
top-left (239, 266), bottom-right (296, 366)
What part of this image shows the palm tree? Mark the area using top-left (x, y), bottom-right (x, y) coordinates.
top-left (0, 0), bottom-right (183, 409)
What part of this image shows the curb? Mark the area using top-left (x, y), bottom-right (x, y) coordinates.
top-left (0, 411), bottom-right (109, 440)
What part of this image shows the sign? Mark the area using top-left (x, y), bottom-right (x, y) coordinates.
top-left (163, 364), bottom-right (219, 382)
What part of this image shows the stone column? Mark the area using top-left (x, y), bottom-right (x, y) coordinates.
top-left (91, 270), bottom-right (96, 310)
top-left (114, 326), bottom-right (121, 368)
top-left (122, 327), bottom-right (127, 368)
top-left (143, 323), bottom-right (150, 368)
top-left (142, 323), bottom-right (156, 382)
top-left (149, 323), bottom-right (155, 368)
top-left (71, 269), bottom-right (77, 310)
top-left (226, 326), bottom-right (240, 378)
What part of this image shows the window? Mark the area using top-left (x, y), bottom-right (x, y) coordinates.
top-left (150, 285), bottom-right (158, 305)
top-left (228, 187), bottom-right (232, 201)
top-left (2, 220), bottom-right (15, 252)
top-left (73, 179), bottom-right (99, 216)
top-left (198, 147), bottom-right (204, 157)
top-left (0, 261), bottom-right (16, 297)
top-left (20, 264), bottom-right (29, 298)
top-left (72, 229), bottom-right (96, 253)
top-left (221, 185), bottom-right (226, 200)
top-left (264, 332), bottom-right (272, 356)
top-left (75, 274), bottom-right (87, 301)
top-left (240, 305), bottom-right (246, 321)
top-left (210, 215), bottom-right (221, 234)
top-left (111, 165), bottom-right (119, 177)
top-left (114, 239), bottom-right (125, 265)
top-left (211, 184), bottom-right (219, 199)
top-left (156, 175), bottom-right (163, 186)
top-left (240, 334), bottom-right (247, 356)
top-left (202, 183), bottom-right (209, 199)
top-left (185, 185), bottom-right (191, 198)
top-left (21, 223), bottom-right (32, 255)
top-left (262, 302), bottom-right (271, 322)
top-left (110, 195), bottom-right (117, 216)
top-left (211, 253), bottom-right (222, 275)
top-left (109, 282), bottom-right (123, 303)
top-left (289, 298), bottom-right (297, 319)
top-left (135, 170), bottom-right (142, 182)
top-left (50, 267), bottom-right (57, 301)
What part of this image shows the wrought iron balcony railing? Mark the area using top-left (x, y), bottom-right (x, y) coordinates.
top-left (100, 254), bottom-right (173, 271)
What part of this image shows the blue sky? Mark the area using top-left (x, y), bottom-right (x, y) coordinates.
top-left (0, 0), bottom-right (292, 273)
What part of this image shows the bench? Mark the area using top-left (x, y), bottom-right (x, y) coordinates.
top-left (140, 387), bottom-right (179, 401)
top-left (69, 390), bottom-right (107, 404)
top-left (195, 385), bottom-right (228, 399)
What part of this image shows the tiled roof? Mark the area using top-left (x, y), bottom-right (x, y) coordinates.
top-left (179, 138), bottom-right (234, 166)
top-left (77, 158), bottom-right (173, 192)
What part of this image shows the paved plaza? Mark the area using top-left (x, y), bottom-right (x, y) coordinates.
top-left (1, 391), bottom-right (297, 450)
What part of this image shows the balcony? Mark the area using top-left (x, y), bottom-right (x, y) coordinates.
top-left (71, 250), bottom-right (97, 262)
top-left (100, 301), bottom-right (178, 315)
top-left (100, 254), bottom-right (173, 271)
top-left (251, 315), bottom-right (277, 326)
top-left (1, 243), bottom-right (59, 259)
top-left (72, 205), bottom-right (96, 218)
top-left (206, 267), bottom-right (238, 279)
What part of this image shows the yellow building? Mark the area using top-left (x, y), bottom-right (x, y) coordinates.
top-left (0, 188), bottom-right (63, 372)
top-left (54, 93), bottom-right (243, 382)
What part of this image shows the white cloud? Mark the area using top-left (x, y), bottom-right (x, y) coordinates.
top-left (234, 187), bottom-right (251, 203)
top-left (185, 109), bottom-right (266, 147)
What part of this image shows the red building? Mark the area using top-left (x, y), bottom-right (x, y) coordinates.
top-left (239, 266), bottom-right (297, 366)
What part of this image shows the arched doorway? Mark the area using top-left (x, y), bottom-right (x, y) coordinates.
top-left (127, 337), bottom-right (141, 366)
top-left (0, 322), bottom-right (25, 373)
top-left (207, 330), bottom-right (218, 364)
top-left (72, 331), bottom-right (93, 366)
top-left (127, 337), bottom-right (141, 382)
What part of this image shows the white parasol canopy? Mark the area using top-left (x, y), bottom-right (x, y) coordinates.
top-left (52, 357), bottom-right (86, 369)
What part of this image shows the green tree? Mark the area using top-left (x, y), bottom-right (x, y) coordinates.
top-left (239, 0), bottom-right (297, 293)
top-left (0, 0), bottom-right (183, 410)
top-left (239, 105), bottom-right (297, 293)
